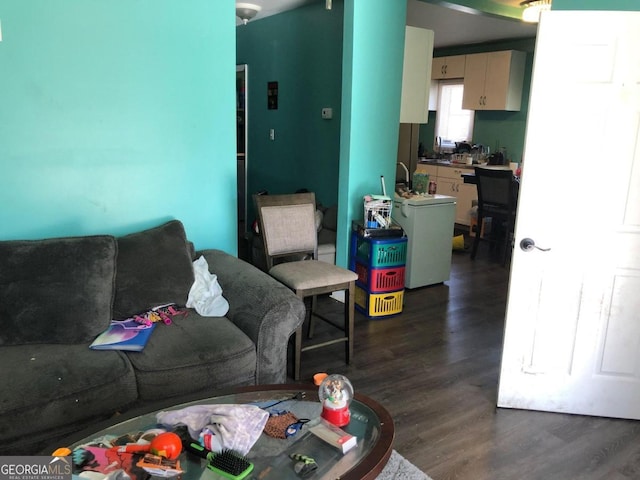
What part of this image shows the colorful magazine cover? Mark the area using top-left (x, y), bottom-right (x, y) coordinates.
top-left (90, 320), bottom-right (156, 351)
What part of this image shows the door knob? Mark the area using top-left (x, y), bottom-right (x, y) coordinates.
top-left (520, 238), bottom-right (551, 252)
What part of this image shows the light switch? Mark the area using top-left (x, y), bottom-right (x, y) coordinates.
top-left (321, 107), bottom-right (333, 120)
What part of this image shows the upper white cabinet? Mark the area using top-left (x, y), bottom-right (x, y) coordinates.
top-left (462, 50), bottom-right (526, 111)
top-left (400, 26), bottom-right (435, 124)
top-left (431, 55), bottom-right (466, 80)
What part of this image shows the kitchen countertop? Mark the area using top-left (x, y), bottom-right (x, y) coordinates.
top-left (417, 158), bottom-right (479, 170)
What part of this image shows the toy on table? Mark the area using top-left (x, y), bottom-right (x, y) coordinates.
top-left (149, 432), bottom-right (182, 460)
top-left (318, 374), bottom-right (354, 427)
top-left (136, 453), bottom-right (183, 478)
top-left (290, 453), bottom-right (318, 478)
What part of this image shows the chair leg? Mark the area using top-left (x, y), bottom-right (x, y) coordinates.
top-left (294, 324), bottom-right (303, 381)
top-left (503, 220), bottom-right (515, 267)
top-left (345, 282), bottom-right (354, 365)
top-left (308, 295), bottom-right (317, 339)
top-left (470, 214), bottom-right (483, 260)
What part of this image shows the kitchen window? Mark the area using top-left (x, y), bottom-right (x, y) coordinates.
top-left (434, 79), bottom-right (474, 148)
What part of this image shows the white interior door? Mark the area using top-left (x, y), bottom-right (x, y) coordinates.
top-left (498, 11), bottom-right (640, 419)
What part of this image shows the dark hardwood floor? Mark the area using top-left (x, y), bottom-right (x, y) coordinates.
top-left (290, 246), bottom-right (640, 480)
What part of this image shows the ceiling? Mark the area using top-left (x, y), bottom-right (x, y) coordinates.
top-left (236, 0), bottom-right (539, 48)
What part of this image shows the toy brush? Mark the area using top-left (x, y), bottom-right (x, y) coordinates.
top-left (184, 442), bottom-right (254, 480)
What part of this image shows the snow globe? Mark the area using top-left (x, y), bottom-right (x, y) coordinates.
top-left (318, 374), bottom-right (354, 427)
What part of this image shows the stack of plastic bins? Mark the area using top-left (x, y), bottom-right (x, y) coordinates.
top-left (351, 231), bottom-right (408, 319)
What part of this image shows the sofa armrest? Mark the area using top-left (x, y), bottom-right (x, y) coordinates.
top-left (196, 249), bottom-right (305, 384)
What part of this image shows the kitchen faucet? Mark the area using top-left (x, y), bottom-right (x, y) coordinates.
top-left (397, 162), bottom-right (411, 190)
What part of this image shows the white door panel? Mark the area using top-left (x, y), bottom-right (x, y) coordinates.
top-left (498, 11), bottom-right (640, 419)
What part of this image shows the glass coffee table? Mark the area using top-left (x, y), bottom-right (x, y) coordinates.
top-left (63, 384), bottom-right (394, 480)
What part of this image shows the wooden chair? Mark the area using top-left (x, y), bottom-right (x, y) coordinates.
top-left (253, 192), bottom-right (358, 381)
top-left (470, 167), bottom-right (519, 266)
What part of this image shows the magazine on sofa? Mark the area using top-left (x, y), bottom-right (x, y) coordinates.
top-left (90, 319), bottom-right (156, 351)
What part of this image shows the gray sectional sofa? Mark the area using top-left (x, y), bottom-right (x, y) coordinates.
top-left (0, 220), bottom-right (305, 454)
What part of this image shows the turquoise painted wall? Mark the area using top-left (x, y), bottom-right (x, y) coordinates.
top-left (0, 1), bottom-right (237, 253)
top-left (236, 2), bottom-right (344, 218)
top-left (423, 38), bottom-right (536, 165)
top-left (553, 0), bottom-right (639, 10)
top-left (336, 0), bottom-right (406, 266)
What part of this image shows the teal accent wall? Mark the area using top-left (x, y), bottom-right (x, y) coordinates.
top-left (336, 0), bottom-right (406, 266)
top-left (236, 2), bottom-right (344, 218)
top-left (237, 0), bottom-right (407, 268)
top-left (424, 38), bottom-right (536, 165)
top-left (0, 1), bottom-right (237, 253)
top-left (553, 0), bottom-right (640, 10)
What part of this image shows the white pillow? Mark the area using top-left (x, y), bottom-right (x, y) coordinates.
top-left (315, 209), bottom-right (324, 232)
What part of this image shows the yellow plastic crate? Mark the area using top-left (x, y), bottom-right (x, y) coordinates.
top-left (355, 286), bottom-right (404, 318)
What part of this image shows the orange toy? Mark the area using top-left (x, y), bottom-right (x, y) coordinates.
top-left (149, 432), bottom-right (182, 461)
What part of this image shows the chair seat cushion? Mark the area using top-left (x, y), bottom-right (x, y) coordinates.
top-left (269, 260), bottom-right (357, 291)
top-left (125, 311), bottom-right (256, 400)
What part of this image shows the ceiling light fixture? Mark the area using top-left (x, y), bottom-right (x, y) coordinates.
top-left (520, 0), bottom-right (551, 23)
top-left (236, 2), bottom-right (261, 25)
top-left (326, 0), bottom-right (332, 10)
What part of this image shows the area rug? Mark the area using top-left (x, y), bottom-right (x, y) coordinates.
top-left (375, 449), bottom-right (433, 480)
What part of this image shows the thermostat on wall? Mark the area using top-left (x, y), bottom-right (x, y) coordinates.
top-left (321, 107), bottom-right (333, 120)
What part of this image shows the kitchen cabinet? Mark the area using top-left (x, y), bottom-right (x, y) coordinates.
top-left (415, 164), bottom-right (477, 226)
top-left (462, 50), bottom-right (526, 111)
top-left (400, 26), bottom-right (434, 123)
top-left (431, 55), bottom-right (466, 80)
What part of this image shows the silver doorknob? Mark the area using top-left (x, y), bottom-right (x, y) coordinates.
top-left (520, 238), bottom-right (551, 252)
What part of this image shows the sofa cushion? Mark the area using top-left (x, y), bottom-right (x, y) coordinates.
top-left (113, 220), bottom-right (195, 319)
top-left (0, 344), bottom-right (138, 452)
top-left (0, 235), bottom-right (117, 346)
top-left (125, 312), bottom-right (256, 400)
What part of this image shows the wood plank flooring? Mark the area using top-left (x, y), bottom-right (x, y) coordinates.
top-left (293, 249), bottom-right (640, 480)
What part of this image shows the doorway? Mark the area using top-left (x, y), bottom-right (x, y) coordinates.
top-left (236, 65), bottom-right (248, 259)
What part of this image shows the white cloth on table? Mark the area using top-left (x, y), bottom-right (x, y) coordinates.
top-left (156, 404), bottom-right (268, 456)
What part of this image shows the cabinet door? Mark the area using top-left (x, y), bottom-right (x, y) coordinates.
top-left (462, 53), bottom-right (488, 110)
top-left (444, 55), bottom-right (466, 78)
top-left (436, 177), bottom-right (457, 197)
top-left (483, 51), bottom-right (512, 109)
top-left (400, 26), bottom-right (434, 123)
top-left (432, 55), bottom-right (466, 79)
top-left (455, 182), bottom-right (477, 226)
top-left (432, 57), bottom-right (447, 80)
top-left (484, 51), bottom-right (525, 110)
top-left (463, 51), bottom-right (526, 111)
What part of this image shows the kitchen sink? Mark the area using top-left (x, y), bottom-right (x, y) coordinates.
top-left (419, 158), bottom-right (451, 165)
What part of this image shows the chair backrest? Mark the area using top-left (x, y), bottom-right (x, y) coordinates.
top-left (253, 192), bottom-right (318, 270)
top-left (474, 167), bottom-right (517, 214)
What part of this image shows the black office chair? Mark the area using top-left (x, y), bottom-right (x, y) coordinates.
top-left (470, 167), bottom-right (519, 266)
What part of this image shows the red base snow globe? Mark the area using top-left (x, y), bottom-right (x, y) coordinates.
top-left (318, 374), bottom-right (354, 427)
